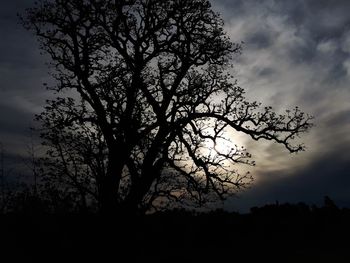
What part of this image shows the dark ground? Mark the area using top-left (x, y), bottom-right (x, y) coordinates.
top-left (1, 202), bottom-right (350, 262)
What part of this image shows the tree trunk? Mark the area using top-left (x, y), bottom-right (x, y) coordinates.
top-left (99, 175), bottom-right (119, 215)
top-left (123, 164), bottom-right (160, 214)
top-left (99, 149), bottom-right (124, 215)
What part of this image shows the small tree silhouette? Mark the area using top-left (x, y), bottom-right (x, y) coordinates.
top-left (323, 195), bottom-right (338, 211)
top-left (21, 0), bottom-right (312, 215)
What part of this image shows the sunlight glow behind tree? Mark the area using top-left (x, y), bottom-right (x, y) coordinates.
top-left (21, 0), bottom-right (312, 214)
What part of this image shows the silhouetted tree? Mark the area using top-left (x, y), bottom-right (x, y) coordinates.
top-left (323, 195), bottom-right (338, 211)
top-left (0, 142), bottom-right (8, 212)
top-left (0, 143), bottom-right (18, 213)
top-left (0, 142), bottom-right (4, 207)
top-left (22, 0), bottom-right (312, 215)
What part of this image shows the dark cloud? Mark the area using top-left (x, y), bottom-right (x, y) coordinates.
top-left (246, 31), bottom-right (274, 49)
top-left (216, 0), bottom-right (350, 65)
top-left (0, 0), bottom-right (49, 162)
top-left (325, 109), bottom-right (350, 127)
top-left (255, 67), bottom-right (275, 77)
top-left (0, 33), bottom-right (43, 71)
top-left (0, 104), bottom-right (33, 135)
top-left (213, 0), bottom-right (350, 211)
top-left (230, 148), bottom-right (350, 212)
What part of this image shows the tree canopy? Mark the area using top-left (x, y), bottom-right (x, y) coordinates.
top-left (22, 0), bottom-right (312, 214)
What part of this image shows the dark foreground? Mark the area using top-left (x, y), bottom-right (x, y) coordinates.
top-left (1, 203), bottom-right (350, 262)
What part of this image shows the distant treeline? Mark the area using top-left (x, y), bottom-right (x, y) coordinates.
top-left (0, 173), bottom-right (347, 216)
top-left (1, 195), bottom-right (349, 262)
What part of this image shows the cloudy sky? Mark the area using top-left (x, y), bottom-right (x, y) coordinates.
top-left (1, 0), bottom-right (350, 211)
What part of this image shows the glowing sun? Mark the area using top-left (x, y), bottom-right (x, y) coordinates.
top-left (204, 137), bottom-right (236, 156)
